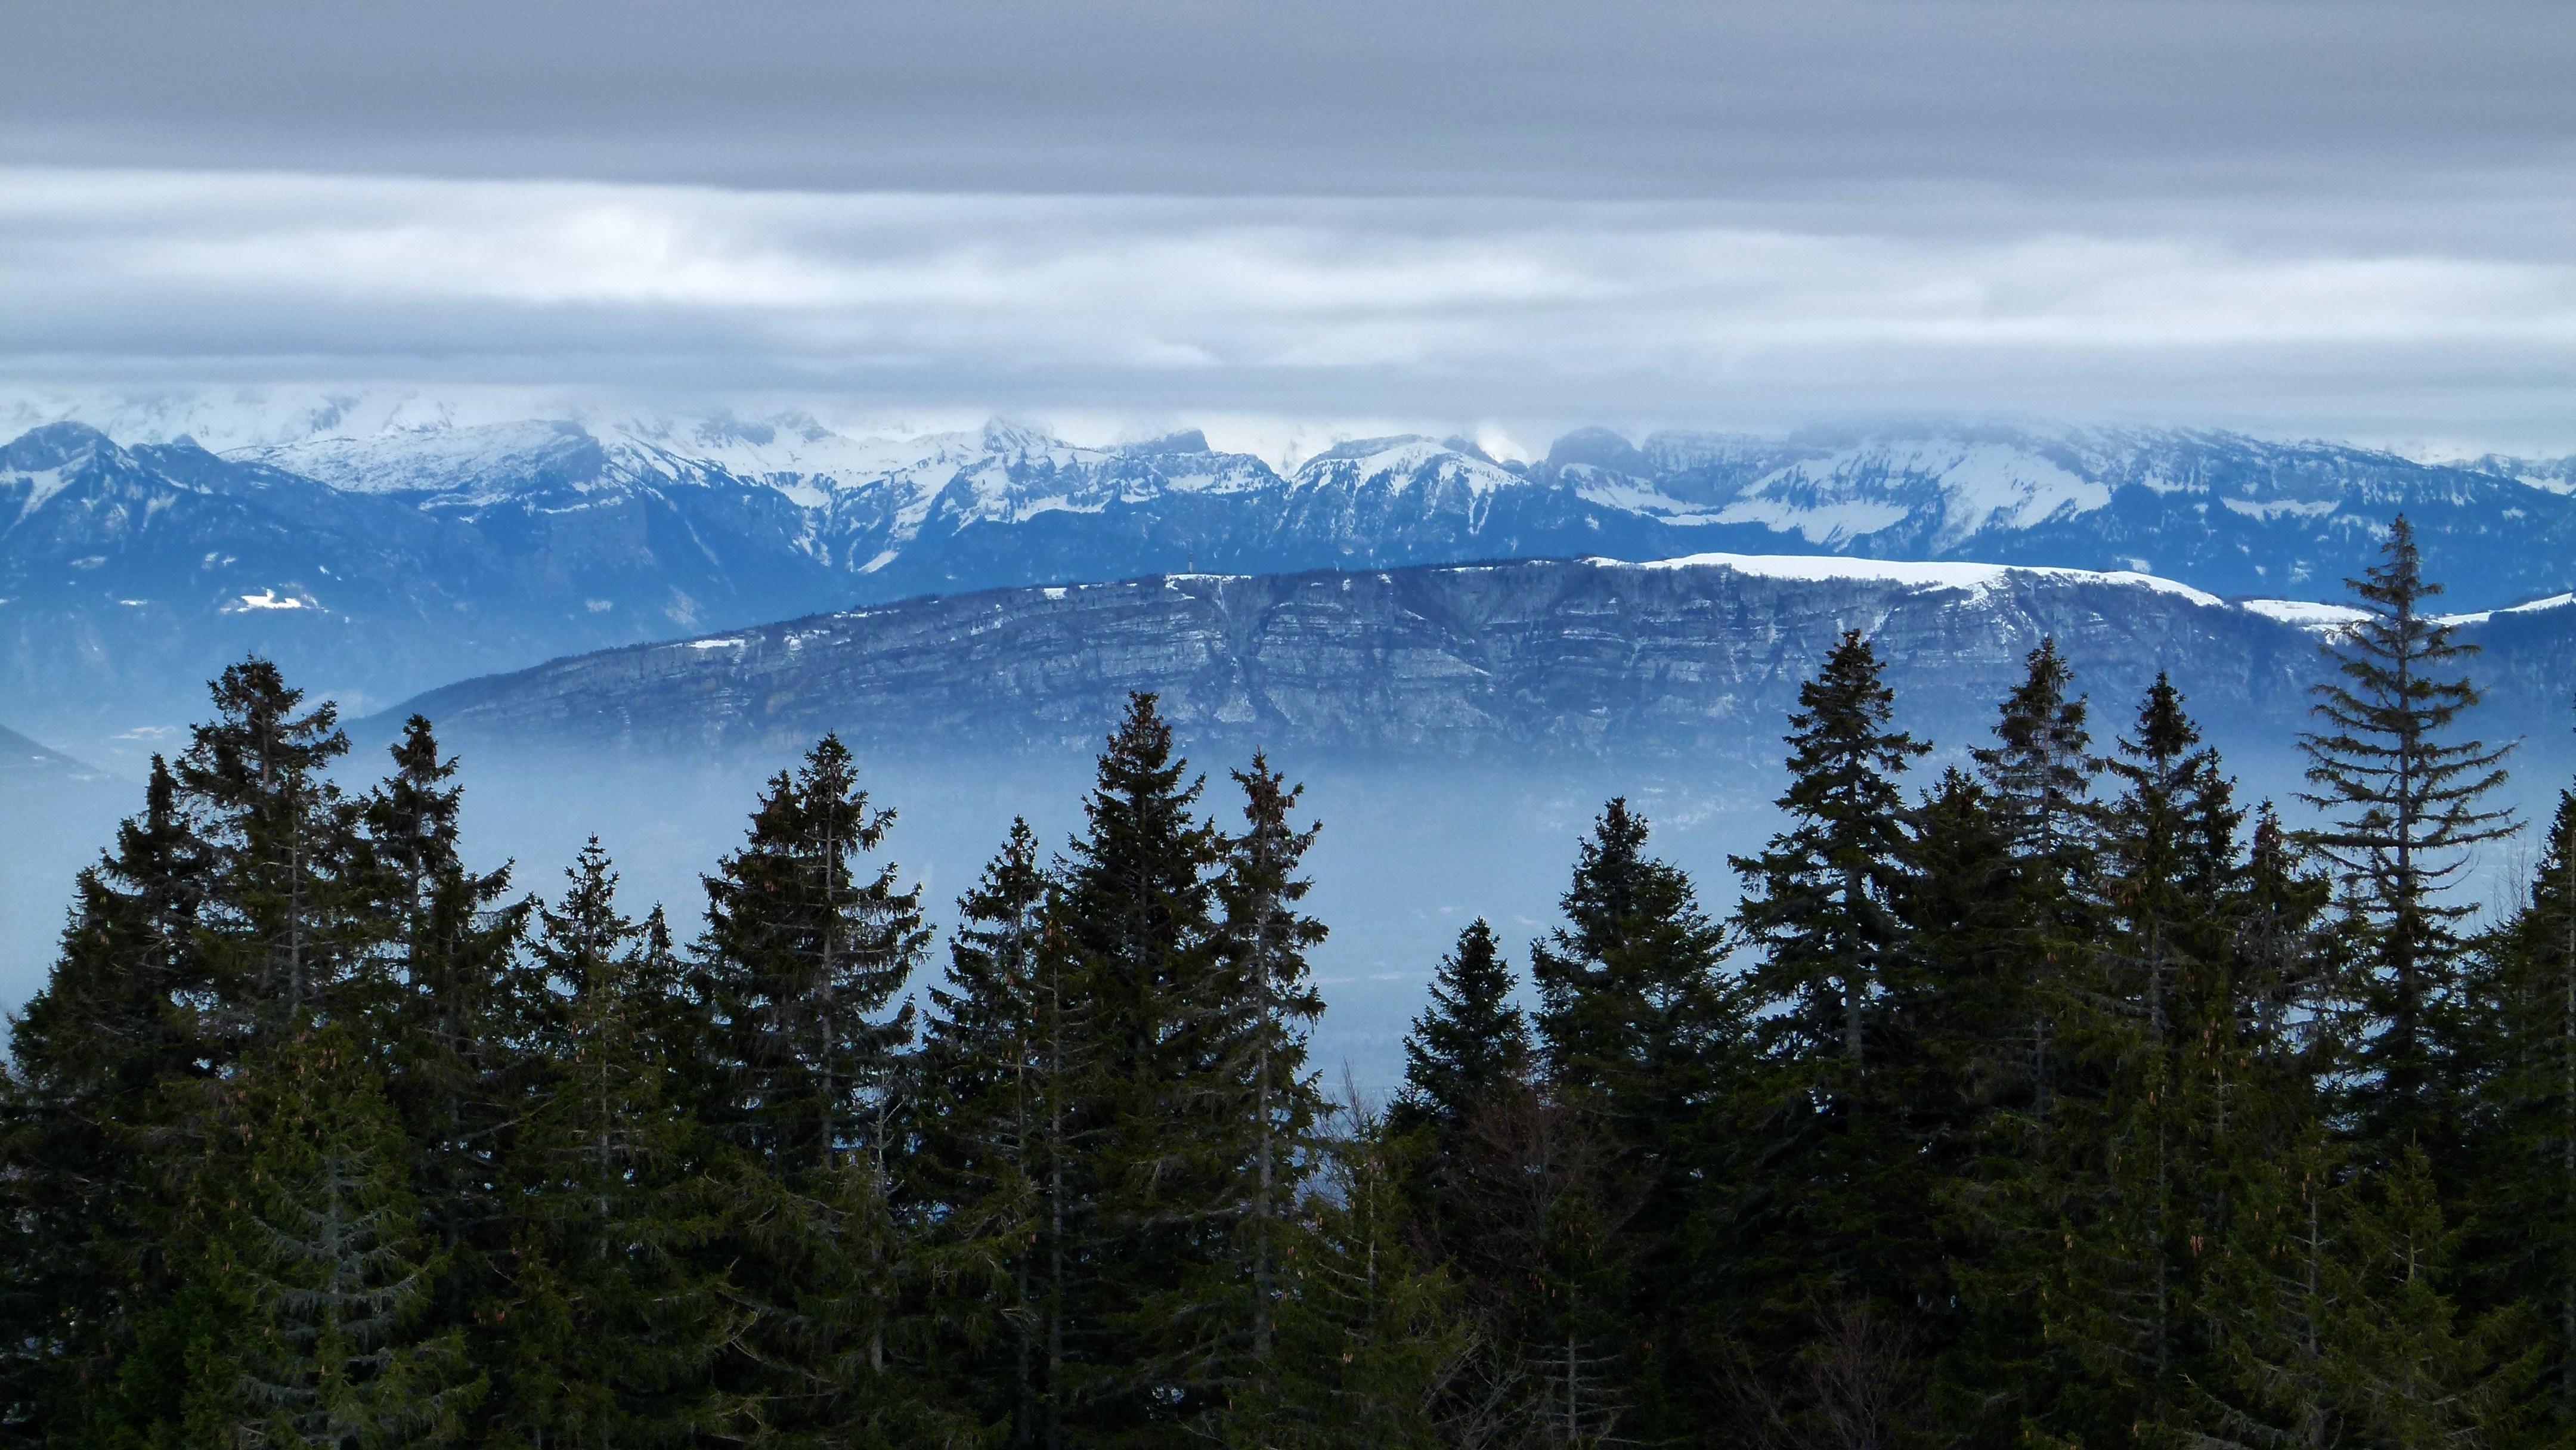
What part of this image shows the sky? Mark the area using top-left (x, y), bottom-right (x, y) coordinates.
top-left (4, 0), bottom-right (2570, 453)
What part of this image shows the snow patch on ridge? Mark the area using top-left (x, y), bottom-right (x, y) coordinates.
top-left (2432, 592), bottom-right (2576, 627)
top-left (2239, 599), bottom-right (2371, 630)
top-left (1606, 552), bottom-right (2225, 607)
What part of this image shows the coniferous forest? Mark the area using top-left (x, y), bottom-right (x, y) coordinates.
top-left (10, 518), bottom-right (2576, 1449)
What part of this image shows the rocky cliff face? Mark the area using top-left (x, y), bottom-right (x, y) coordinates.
top-left (380, 554), bottom-right (2386, 762)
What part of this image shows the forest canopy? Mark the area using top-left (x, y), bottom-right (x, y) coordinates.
top-left (7, 518), bottom-right (2574, 1450)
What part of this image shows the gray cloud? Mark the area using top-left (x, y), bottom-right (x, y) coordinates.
top-left (2, 2), bottom-right (2566, 450)
top-left (4, 169), bottom-right (2568, 450)
top-left (9, 1), bottom-right (2566, 213)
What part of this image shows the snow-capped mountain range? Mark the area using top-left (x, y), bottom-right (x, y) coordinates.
top-left (5, 398), bottom-right (2572, 753)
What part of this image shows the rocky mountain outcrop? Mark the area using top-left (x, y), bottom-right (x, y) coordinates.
top-left (377, 554), bottom-right (2404, 762)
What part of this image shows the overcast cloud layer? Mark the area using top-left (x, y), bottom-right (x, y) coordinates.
top-left (4, 0), bottom-right (2568, 451)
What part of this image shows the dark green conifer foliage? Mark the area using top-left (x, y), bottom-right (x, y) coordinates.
top-left (185, 1023), bottom-right (483, 1450)
top-left (912, 817), bottom-right (1086, 1446)
top-left (0, 756), bottom-right (213, 1439)
top-left (2002, 678), bottom-right (2256, 1445)
top-left (1534, 800), bottom-right (1743, 1135)
top-left (2300, 515), bottom-right (2518, 1144)
top-left (1897, 767), bottom-right (2018, 1114)
top-left (2204, 1141), bottom-right (2525, 1450)
top-left (1532, 799), bottom-right (1742, 1441)
top-left (699, 732), bottom-right (928, 1168)
top-left (1043, 692), bottom-right (1237, 1442)
top-left (362, 717), bottom-right (533, 1363)
top-left (1727, 633), bottom-right (1944, 1436)
top-left (1394, 919), bottom-right (1531, 1144)
top-left (1919, 647), bottom-right (2114, 1443)
top-left (487, 839), bottom-right (742, 1450)
top-left (493, 840), bottom-right (738, 1450)
top-left (1733, 629), bottom-right (1929, 1071)
top-left (1227, 1094), bottom-right (1463, 1450)
top-left (693, 735), bottom-right (945, 1446)
top-left (1212, 753), bottom-right (1332, 1379)
top-left (1970, 637), bottom-right (2101, 1139)
top-left (2466, 788), bottom-right (2576, 1430)
top-left (2084, 680), bottom-right (2243, 1423)
top-left (1975, 638), bottom-right (2098, 875)
top-left (1440, 1080), bottom-right (1643, 1446)
top-left (177, 659), bottom-right (373, 1040)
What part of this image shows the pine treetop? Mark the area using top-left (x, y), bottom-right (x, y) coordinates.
top-left (2299, 515), bottom-right (2519, 898)
top-left (1398, 918), bottom-right (1531, 1134)
top-left (1973, 637), bottom-right (2097, 869)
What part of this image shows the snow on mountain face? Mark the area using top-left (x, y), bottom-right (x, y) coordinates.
top-left (1714, 440), bottom-right (2112, 550)
top-left (246, 420), bottom-right (602, 497)
top-left (1290, 435), bottom-right (1522, 501)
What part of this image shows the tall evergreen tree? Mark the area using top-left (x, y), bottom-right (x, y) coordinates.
top-left (693, 734), bottom-right (943, 1446)
top-left (1532, 799), bottom-right (1743, 1441)
top-left (1922, 645), bottom-right (2114, 1442)
top-left (1732, 629), bottom-right (1929, 1070)
top-left (2465, 788), bottom-right (2576, 1431)
top-left (1974, 637), bottom-right (2101, 1131)
top-left (176, 659), bottom-right (373, 1043)
top-left (912, 818), bottom-right (1090, 1448)
top-left (2007, 678), bottom-right (2255, 1445)
top-left (1394, 918), bottom-right (1532, 1144)
top-left (1727, 631), bottom-right (1943, 1436)
top-left (1043, 692), bottom-right (1234, 1443)
top-left (699, 733), bottom-right (928, 1169)
top-left (2300, 514), bottom-right (2516, 1144)
top-left (1210, 752), bottom-right (1332, 1378)
top-left (361, 717), bottom-right (534, 1374)
top-left (491, 840), bottom-right (738, 1450)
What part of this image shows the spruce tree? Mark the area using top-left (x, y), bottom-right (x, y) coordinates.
top-left (495, 841), bottom-right (736, 1450)
top-left (2299, 515), bottom-right (2516, 1144)
top-left (1038, 696), bottom-right (1341, 1443)
top-left (1531, 799), bottom-right (1742, 1441)
top-left (1393, 918), bottom-right (1532, 1144)
top-left (1727, 632), bottom-right (1943, 1433)
top-left (911, 818), bottom-right (1088, 1446)
top-left (2021, 678), bottom-right (2251, 1445)
top-left (1044, 692), bottom-right (1225, 1441)
top-left (176, 659), bottom-right (373, 1043)
top-left (1919, 645), bottom-right (2113, 1442)
top-left (2464, 788), bottom-right (2576, 1430)
top-left (1732, 629), bottom-right (1928, 1071)
top-left (1212, 753), bottom-right (1331, 1375)
top-left (693, 734), bottom-right (944, 1445)
top-left (362, 717), bottom-right (534, 1372)
top-left (1971, 637), bottom-right (2101, 1134)
top-left (699, 732), bottom-right (928, 1169)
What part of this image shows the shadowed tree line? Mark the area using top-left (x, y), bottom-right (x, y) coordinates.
top-left (8, 518), bottom-right (2574, 1449)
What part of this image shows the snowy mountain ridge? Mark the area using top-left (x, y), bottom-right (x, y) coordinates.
top-left (8, 404), bottom-right (2576, 752)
